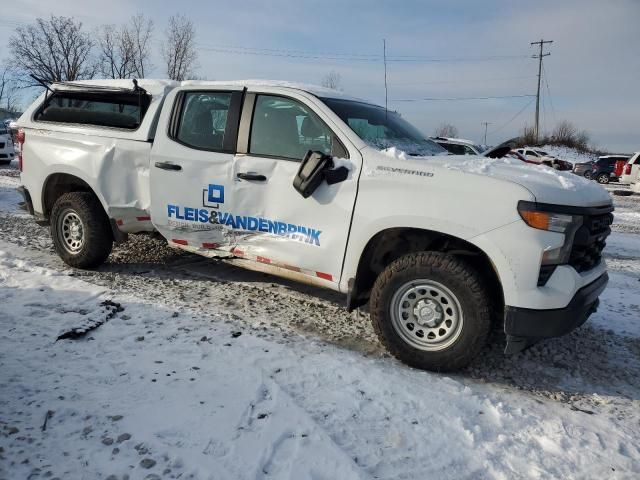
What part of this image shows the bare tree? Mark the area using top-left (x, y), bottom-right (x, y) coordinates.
top-left (520, 125), bottom-right (537, 145)
top-left (162, 15), bottom-right (197, 81)
top-left (321, 70), bottom-right (342, 90)
top-left (433, 123), bottom-right (459, 138)
top-left (9, 16), bottom-right (97, 84)
top-left (97, 14), bottom-right (154, 80)
top-left (97, 24), bottom-right (136, 79)
top-left (574, 130), bottom-right (590, 151)
top-left (130, 14), bottom-right (154, 78)
top-left (0, 67), bottom-right (9, 105)
top-left (0, 67), bottom-right (21, 115)
top-left (551, 120), bottom-right (577, 144)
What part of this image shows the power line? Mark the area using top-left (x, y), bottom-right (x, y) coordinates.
top-left (196, 43), bottom-right (531, 64)
top-left (488, 97), bottom-right (536, 135)
top-left (387, 74), bottom-right (537, 86)
top-left (542, 62), bottom-right (556, 124)
top-left (383, 39), bottom-right (388, 121)
top-left (531, 38), bottom-right (553, 142)
top-left (391, 94), bottom-right (536, 102)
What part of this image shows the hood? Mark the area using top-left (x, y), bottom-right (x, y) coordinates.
top-left (435, 155), bottom-right (611, 207)
top-left (376, 148), bottom-right (611, 207)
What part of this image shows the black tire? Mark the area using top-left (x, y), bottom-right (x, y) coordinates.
top-left (50, 192), bottom-right (113, 268)
top-left (584, 171), bottom-right (592, 179)
top-left (370, 252), bottom-right (491, 372)
top-left (597, 173), bottom-right (610, 184)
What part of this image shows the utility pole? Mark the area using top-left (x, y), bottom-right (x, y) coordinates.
top-left (481, 122), bottom-right (492, 145)
top-left (531, 39), bottom-right (553, 143)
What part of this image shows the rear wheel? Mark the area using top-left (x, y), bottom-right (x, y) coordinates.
top-left (50, 192), bottom-right (113, 268)
top-left (584, 171), bottom-right (592, 179)
top-left (597, 173), bottom-right (610, 184)
top-left (370, 252), bottom-right (491, 372)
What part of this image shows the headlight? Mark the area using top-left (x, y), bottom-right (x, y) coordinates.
top-left (517, 201), bottom-right (582, 234)
top-left (517, 201), bottom-right (583, 271)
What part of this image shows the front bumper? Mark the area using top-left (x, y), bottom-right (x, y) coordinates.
top-left (504, 272), bottom-right (608, 353)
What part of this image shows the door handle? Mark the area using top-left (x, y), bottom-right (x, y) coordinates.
top-left (155, 162), bottom-right (182, 171)
top-left (237, 172), bottom-right (267, 181)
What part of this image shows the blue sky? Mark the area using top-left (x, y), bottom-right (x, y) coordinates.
top-left (1, 0), bottom-right (638, 152)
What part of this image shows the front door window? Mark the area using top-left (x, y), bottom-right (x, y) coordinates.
top-left (249, 95), bottom-right (335, 160)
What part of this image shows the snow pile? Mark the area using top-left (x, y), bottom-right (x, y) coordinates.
top-left (379, 146), bottom-right (408, 161)
top-left (441, 155), bottom-right (589, 191)
top-left (535, 165), bottom-right (579, 190)
top-left (443, 156), bottom-right (521, 174)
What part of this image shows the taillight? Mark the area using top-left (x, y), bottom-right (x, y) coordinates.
top-left (17, 128), bottom-right (25, 172)
top-left (625, 163), bottom-right (632, 175)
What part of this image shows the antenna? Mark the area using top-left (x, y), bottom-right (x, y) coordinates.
top-left (383, 38), bottom-right (388, 123)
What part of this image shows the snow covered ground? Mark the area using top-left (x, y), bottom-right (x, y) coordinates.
top-left (1, 160), bottom-right (640, 479)
top-left (539, 145), bottom-right (599, 165)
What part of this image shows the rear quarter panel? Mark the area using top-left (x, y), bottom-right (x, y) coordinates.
top-left (20, 128), bottom-right (152, 229)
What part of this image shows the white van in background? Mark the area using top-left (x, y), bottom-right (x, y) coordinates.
top-left (620, 151), bottom-right (640, 192)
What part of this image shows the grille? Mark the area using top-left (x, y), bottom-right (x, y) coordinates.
top-left (569, 212), bottom-right (613, 272)
top-left (0, 142), bottom-right (5, 148)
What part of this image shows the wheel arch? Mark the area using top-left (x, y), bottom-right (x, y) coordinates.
top-left (346, 227), bottom-right (504, 318)
top-left (41, 172), bottom-right (123, 242)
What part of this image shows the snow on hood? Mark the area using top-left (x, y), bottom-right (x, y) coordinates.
top-left (377, 147), bottom-right (612, 207)
top-left (441, 155), bottom-right (611, 206)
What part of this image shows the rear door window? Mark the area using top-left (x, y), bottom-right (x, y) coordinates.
top-left (36, 90), bottom-right (151, 130)
top-left (174, 92), bottom-right (233, 151)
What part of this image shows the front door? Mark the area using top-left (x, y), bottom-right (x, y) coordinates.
top-left (225, 92), bottom-right (361, 286)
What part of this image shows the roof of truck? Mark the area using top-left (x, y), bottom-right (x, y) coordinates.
top-left (50, 79), bottom-right (364, 101)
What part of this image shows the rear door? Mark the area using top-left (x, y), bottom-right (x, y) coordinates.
top-left (224, 91), bottom-right (361, 286)
top-left (149, 85), bottom-right (244, 252)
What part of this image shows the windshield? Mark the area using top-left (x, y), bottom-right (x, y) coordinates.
top-left (321, 98), bottom-right (447, 156)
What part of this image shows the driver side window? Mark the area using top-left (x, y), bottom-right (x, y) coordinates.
top-left (249, 95), bottom-right (346, 160)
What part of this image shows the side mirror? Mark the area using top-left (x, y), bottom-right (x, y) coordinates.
top-left (293, 151), bottom-right (333, 198)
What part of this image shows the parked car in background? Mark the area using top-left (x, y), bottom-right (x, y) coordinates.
top-left (573, 161), bottom-right (595, 178)
top-left (620, 152), bottom-right (640, 189)
top-left (0, 125), bottom-right (16, 164)
top-left (515, 148), bottom-right (572, 170)
top-left (431, 137), bottom-right (485, 155)
top-left (506, 149), bottom-right (538, 164)
top-left (591, 155), bottom-right (630, 184)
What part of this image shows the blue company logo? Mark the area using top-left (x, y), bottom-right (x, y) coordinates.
top-left (203, 184), bottom-right (225, 208)
top-left (168, 183), bottom-right (321, 246)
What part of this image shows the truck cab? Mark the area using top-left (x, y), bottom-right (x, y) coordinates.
top-left (16, 80), bottom-right (614, 372)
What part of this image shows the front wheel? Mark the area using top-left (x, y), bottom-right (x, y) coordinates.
top-left (50, 192), bottom-right (113, 268)
top-left (584, 171), bottom-right (592, 179)
top-left (370, 252), bottom-right (491, 372)
top-left (597, 173), bottom-right (610, 184)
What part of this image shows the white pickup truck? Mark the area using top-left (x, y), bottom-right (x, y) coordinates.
top-left (16, 79), bottom-right (613, 371)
